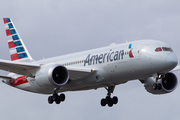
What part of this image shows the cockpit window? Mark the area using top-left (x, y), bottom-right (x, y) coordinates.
top-left (162, 47), bottom-right (173, 52)
top-left (155, 47), bottom-right (162, 52)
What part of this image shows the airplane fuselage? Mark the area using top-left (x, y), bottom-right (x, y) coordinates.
top-left (8, 40), bottom-right (177, 94)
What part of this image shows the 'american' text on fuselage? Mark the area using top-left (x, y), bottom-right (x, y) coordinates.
top-left (84, 50), bottom-right (125, 66)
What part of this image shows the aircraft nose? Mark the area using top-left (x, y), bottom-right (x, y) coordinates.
top-left (166, 53), bottom-right (178, 70)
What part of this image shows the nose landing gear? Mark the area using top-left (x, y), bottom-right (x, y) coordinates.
top-left (101, 86), bottom-right (118, 107)
top-left (152, 73), bottom-right (164, 90)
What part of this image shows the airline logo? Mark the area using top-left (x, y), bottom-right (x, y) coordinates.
top-left (84, 49), bottom-right (124, 66)
top-left (128, 44), bottom-right (134, 58)
top-left (84, 44), bottom-right (134, 66)
top-left (3, 18), bottom-right (28, 61)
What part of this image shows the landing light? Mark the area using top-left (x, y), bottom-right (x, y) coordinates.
top-left (92, 68), bottom-right (95, 72)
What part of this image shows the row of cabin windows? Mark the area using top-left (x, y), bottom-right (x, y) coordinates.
top-left (62, 60), bottom-right (85, 66)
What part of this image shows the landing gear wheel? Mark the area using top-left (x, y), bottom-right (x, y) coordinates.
top-left (101, 99), bottom-right (106, 106)
top-left (55, 96), bottom-right (61, 104)
top-left (101, 86), bottom-right (119, 107)
top-left (60, 94), bottom-right (65, 102)
top-left (105, 96), bottom-right (111, 104)
top-left (48, 96), bottom-right (53, 104)
top-left (113, 96), bottom-right (118, 104)
top-left (52, 93), bottom-right (58, 101)
top-left (152, 83), bottom-right (157, 90)
top-left (108, 98), bottom-right (113, 107)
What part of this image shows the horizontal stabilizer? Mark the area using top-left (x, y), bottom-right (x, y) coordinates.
top-left (0, 75), bottom-right (15, 80)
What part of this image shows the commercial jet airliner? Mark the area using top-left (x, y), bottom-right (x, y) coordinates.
top-left (1, 18), bottom-right (180, 107)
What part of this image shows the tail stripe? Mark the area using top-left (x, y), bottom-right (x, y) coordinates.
top-left (3, 18), bottom-right (7, 24)
top-left (11, 53), bottom-right (19, 61)
top-left (6, 29), bottom-right (11, 36)
top-left (14, 41), bottom-right (22, 46)
top-left (8, 41), bottom-right (15, 48)
top-left (16, 47), bottom-right (25, 52)
top-left (12, 35), bottom-right (19, 40)
top-left (3, 18), bottom-right (33, 62)
top-left (8, 23), bottom-right (14, 28)
top-left (18, 53), bottom-right (28, 59)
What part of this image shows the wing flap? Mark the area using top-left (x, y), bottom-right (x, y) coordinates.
top-left (66, 66), bottom-right (96, 80)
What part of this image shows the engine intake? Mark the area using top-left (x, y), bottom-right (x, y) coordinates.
top-left (144, 72), bottom-right (178, 94)
top-left (35, 64), bottom-right (69, 88)
top-left (161, 73), bottom-right (177, 91)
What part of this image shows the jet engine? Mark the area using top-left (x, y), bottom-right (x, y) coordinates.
top-left (35, 64), bottom-right (69, 88)
top-left (144, 72), bottom-right (178, 94)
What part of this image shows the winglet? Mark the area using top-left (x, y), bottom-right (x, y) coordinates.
top-left (3, 18), bottom-right (34, 62)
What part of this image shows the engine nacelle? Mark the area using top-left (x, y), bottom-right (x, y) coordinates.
top-left (35, 64), bottom-right (69, 88)
top-left (144, 72), bottom-right (178, 94)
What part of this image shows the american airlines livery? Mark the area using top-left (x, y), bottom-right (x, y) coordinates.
top-left (1, 18), bottom-right (180, 107)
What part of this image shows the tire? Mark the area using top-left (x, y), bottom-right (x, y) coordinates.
top-left (113, 96), bottom-right (118, 104)
top-left (108, 99), bottom-right (113, 107)
top-left (105, 96), bottom-right (111, 104)
top-left (55, 96), bottom-right (61, 104)
top-left (152, 83), bottom-right (157, 90)
top-left (52, 93), bottom-right (58, 101)
top-left (60, 94), bottom-right (65, 102)
top-left (48, 96), bottom-right (53, 104)
top-left (101, 99), bottom-right (106, 106)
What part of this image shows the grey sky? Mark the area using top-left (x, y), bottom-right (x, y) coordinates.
top-left (0, 0), bottom-right (180, 120)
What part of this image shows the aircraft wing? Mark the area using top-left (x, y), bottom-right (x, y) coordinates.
top-left (0, 59), bottom-right (40, 77)
top-left (171, 65), bottom-right (180, 72)
top-left (0, 59), bottom-right (95, 80)
top-left (66, 66), bottom-right (96, 80)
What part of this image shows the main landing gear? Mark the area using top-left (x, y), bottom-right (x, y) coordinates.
top-left (48, 89), bottom-right (65, 104)
top-left (101, 86), bottom-right (118, 107)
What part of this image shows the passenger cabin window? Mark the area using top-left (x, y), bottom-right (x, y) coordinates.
top-left (155, 47), bottom-right (162, 52)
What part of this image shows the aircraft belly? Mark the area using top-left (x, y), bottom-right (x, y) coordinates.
top-left (60, 66), bottom-right (114, 91)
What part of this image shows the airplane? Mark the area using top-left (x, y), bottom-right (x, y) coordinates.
top-left (1, 18), bottom-right (179, 107)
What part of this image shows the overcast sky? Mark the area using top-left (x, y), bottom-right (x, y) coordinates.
top-left (0, 0), bottom-right (180, 120)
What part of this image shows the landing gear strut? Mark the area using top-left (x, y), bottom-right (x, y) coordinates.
top-left (152, 73), bottom-right (164, 90)
top-left (101, 86), bottom-right (118, 107)
top-left (48, 89), bottom-right (65, 104)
